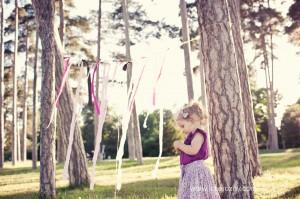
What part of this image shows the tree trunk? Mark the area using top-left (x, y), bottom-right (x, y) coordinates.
top-left (12, 0), bottom-right (18, 165)
top-left (21, 23), bottom-right (29, 161)
top-left (0, 0), bottom-right (4, 169)
top-left (54, 28), bottom-right (90, 186)
top-left (121, 0), bottom-right (143, 163)
top-left (227, 0), bottom-right (262, 177)
top-left (261, 34), bottom-right (278, 150)
top-left (196, 0), bottom-right (254, 198)
top-left (57, 0), bottom-right (66, 164)
top-left (132, 104), bottom-right (143, 164)
top-left (32, 28), bottom-right (39, 169)
top-left (94, 0), bottom-right (101, 151)
top-left (32, 0), bottom-right (56, 197)
top-left (179, 0), bottom-right (194, 102)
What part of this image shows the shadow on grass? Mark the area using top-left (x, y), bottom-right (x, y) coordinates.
top-left (0, 178), bottom-right (179, 199)
top-left (0, 166), bottom-right (40, 176)
top-left (274, 185), bottom-right (300, 199)
top-left (261, 154), bottom-right (300, 170)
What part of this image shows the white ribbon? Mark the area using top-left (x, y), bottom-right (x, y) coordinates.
top-left (62, 67), bottom-right (85, 180)
top-left (152, 107), bottom-right (163, 178)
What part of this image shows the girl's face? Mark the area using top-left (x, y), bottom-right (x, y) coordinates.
top-left (176, 119), bottom-right (193, 134)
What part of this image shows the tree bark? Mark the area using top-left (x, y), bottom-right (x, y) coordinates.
top-left (32, 0), bottom-right (56, 198)
top-left (0, 0), bottom-right (4, 169)
top-left (132, 104), bottom-right (143, 164)
top-left (12, 0), bottom-right (18, 165)
top-left (121, 0), bottom-right (143, 163)
top-left (227, 0), bottom-right (262, 177)
top-left (94, 0), bottom-right (101, 151)
top-left (21, 23), bottom-right (29, 162)
top-left (54, 29), bottom-right (90, 186)
top-left (57, 0), bottom-right (66, 163)
top-left (179, 0), bottom-right (194, 102)
top-left (32, 28), bottom-right (39, 169)
top-left (196, 0), bottom-right (254, 198)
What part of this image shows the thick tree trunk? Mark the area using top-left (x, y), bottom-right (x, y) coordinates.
top-left (179, 0), bottom-right (194, 102)
top-left (196, 0), bottom-right (254, 198)
top-left (57, 0), bottom-right (66, 164)
top-left (121, 0), bottom-right (143, 163)
top-left (227, 0), bottom-right (262, 177)
top-left (32, 29), bottom-right (39, 169)
top-left (0, 0), bottom-right (4, 169)
top-left (21, 24), bottom-right (29, 161)
top-left (32, 0), bottom-right (56, 198)
top-left (12, 0), bottom-right (18, 165)
top-left (54, 29), bottom-right (90, 186)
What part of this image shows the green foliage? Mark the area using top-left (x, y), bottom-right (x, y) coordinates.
top-left (281, 102), bottom-right (300, 148)
top-left (286, 0), bottom-right (300, 46)
top-left (252, 88), bottom-right (269, 147)
top-left (139, 109), bottom-right (183, 157)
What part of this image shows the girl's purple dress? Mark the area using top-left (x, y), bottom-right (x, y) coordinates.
top-left (178, 128), bottom-right (221, 199)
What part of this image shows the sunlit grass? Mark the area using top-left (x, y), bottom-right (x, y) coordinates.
top-left (0, 149), bottom-right (299, 199)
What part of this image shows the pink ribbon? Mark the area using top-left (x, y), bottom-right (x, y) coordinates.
top-left (152, 63), bottom-right (164, 107)
top-left (90, 61), bottom-right (101, 115)
top-left (55, 57), bottom-right (71, 107)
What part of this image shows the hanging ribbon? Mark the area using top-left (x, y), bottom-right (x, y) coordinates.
top-left (62, 67), bottom-right (85, 180)
top-left (116, 64), bottom-right (146, 191)
top-left (47, 57), bottom-right (71, 129)
top-left (152, 107), bottom-right (163, 178)
top-left (90, 61), bottom-right (101, 115)
top-left (90, 64), bottom-right (119, 190)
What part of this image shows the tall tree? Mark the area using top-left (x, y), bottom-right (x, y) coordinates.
top-left (56, 0), bottom-right (66, 164)
top-left (121, 0), bottom-right (143, 164)
top-left (31, 0), bottom-right (56, 197)
top-left (196, 0), bottom-right (254, 198)
top-left (179, 0), bottom-right (194, 102)
top-left (54, 25), bottom-right (90, 187)
top-left (21, 22), bottom-right (29, 161)
top-left (227, 0), bottom-right (262, 177)
top-left (94, 0), bottom-right (101, 153)
top-left (0, 0), bottom-right (4, 169)
top-left (32, 28), bottom-right (38, 169)
top-left (12, 0), bottom-right (18, 165)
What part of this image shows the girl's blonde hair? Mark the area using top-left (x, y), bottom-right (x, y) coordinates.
top-left (176, 101), bottom-right (207, 125)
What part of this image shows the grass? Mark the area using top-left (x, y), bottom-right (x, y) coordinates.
top-left (0, 148), bottom-right (299, 199)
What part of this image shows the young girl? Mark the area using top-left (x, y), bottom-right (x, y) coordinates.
top-left (174, 102), bottom-right (220, 199)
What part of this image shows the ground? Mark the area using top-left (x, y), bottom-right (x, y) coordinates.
top-left (0, 148), bottom-right (299, 199)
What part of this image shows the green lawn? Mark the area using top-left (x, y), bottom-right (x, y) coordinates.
top-left (0, 148), bottom-right (299, 199)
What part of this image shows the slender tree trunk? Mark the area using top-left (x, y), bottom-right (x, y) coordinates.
top-left (132, 104), bottom-right (143, 164)
top-left (94, 0), bottom-right (101, 151)
top-left (21, 24), bottom-right (29, 161)
top-left (196, 0), bottom-right (254, 198)
top-left (57, 0), bottom-right (66, 163)
top-left (32, 28), bottom-right (39, 169)
top-left (121, 0), bottom-right (143, 163)
top-left (0, 0), bottom-right (4, 169)
top-left (12, 0), bottom-right (18, 165)
top-left (179, 0), bottom-right (194, 102)
top-left (17, 122), bottom-right (20, 161)
top-left (261, 34), bottom-right (278, 150)
top-left (54, 28), bottom-right (90, 186)
top-left (227, 0), bottom-right (262, 177)
top-left (32, 0), bottom-right (56, 197)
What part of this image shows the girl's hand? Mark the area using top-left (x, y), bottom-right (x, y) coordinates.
top-left (173, 140), bottom-right (181, 151)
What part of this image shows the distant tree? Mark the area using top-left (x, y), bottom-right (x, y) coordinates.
top-left (281, 102), bottom-right (300, 148)
top-left (286, 0), bottom-right (300, 47)
top-left (0, 0), bottom-right (4, 169)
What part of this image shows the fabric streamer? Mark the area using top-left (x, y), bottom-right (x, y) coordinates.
top-left (115, 64), bottom-right (146, 191)
top-left (46, 57), bottom-right (72, 129)
top-left (90, 61), bottom-right (101, 115)
top-left (90, 64), bottom-right (118, 190)
top-left (62, 67), bottom-right (85, 180)
top-left (152, 107), bottom-right (163, 178)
